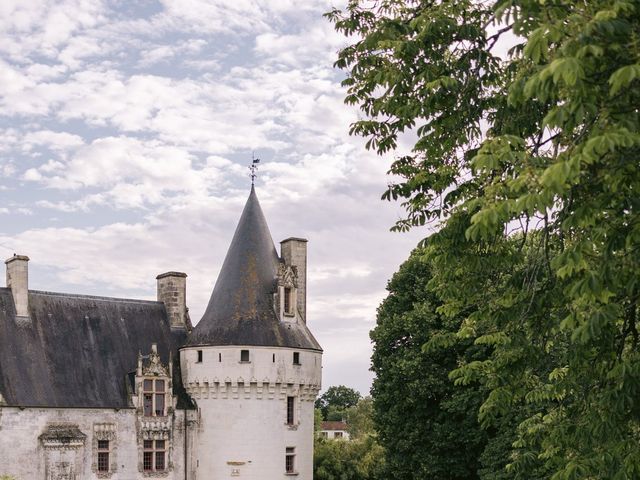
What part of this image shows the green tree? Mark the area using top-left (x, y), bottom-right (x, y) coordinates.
top-left (315, 407), bottom-right (324, 433)
top-left (344, 397), bottom-right (375, 440)
top-left (328, 0), bottom-right (640, 478)
top-left (315, 385), bottom-right (362, 420)
top-left (314, 436), bottom-right (385, 480)
top-left (371, 249), bottom-right (490, 479)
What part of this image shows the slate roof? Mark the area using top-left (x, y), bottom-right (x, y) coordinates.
top-left (186, 186), bottom-right (322, 351)
top-left (0, 288), bottom-right (193, 409)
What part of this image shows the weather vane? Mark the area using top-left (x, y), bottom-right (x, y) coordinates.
top-left (249, 153), bottom-right (260, 185)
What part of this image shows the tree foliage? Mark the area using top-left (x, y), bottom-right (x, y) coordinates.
top-left (314, 436), bottom-right (385, 480)
top-left (316, 385), bottom-right (362, 420)
top-left (344, 397), bottom-right (375, 440)
top-left (328, 0), bottom-right (640, 478)
top-left (371, 250), bottom-right (489, 479)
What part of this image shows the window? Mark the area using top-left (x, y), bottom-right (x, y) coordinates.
top-left (334, 432), bottom-right (343, 439)
top-left (320, 432), bottom-right (328, 438)
top-left (240, 349), bottom-right (250, 362)
top-left (143, 379), bottom-right (166, 417)
top-left (293, 352), bottom-right (300, 365)
top-left (286, 396), bottom-right (295, 425)
top-left (97, 439), bottom-right (110, 472)
top-left (285, 447), bottom-right (295, 474)
top-left (196, 350), bottom-right (203, 363)
top-left (283, 287), bottom-right (293, 315)
top-left (219, 352), bottom-right (222, 362)
top-left (143, 439), bottom-right (166, 472)
top-left (273, 353), bottom-right (275, 363)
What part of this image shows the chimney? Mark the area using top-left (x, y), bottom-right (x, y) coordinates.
top-left (280, 238), bottom-right (308, 323)
top-left (156, 272), bottom-right (189, 329)
top-left (5, 255), bottom-right (29, 317)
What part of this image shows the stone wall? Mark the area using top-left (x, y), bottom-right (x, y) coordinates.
top-left (181, 345), bottom-right (322, 479)
top-left (0, 407), bottom-right (193, 480)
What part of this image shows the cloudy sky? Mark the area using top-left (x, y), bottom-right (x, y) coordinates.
top-left (0, 0), bottom-right (425, 395)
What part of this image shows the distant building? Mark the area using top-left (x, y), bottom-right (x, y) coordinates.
top-left (319, 421), bottom-right (350, 440)
top-left (0, 186), bottom-right (323, 479)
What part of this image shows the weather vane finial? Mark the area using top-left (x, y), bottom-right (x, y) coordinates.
top-left (249, 152), bottom-right (260, 185)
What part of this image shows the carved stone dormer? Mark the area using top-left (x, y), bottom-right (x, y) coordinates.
top-left (276, 263), bottom-right (298, 322)
top-left (133, 344), bottom-right (174, 477)
top-left (133, 344), bottom-right (173, 418)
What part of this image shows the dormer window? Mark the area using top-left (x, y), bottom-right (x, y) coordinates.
top-left (277, 263), bottom-right (297, 320)
top-left (284, 287), bottom-right (293, 315)
top-left (143, 379), bottom-right (166, 417)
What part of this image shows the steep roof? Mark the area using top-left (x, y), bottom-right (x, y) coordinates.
top-left (0, 288), bottom-right (193, 409)
top-left (186, 187), bottom-right (321, 351)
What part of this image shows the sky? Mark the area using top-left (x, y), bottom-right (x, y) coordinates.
top-left (0, 0), bottom-right (426, 396)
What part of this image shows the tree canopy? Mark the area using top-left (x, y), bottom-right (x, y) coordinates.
top-left (328, 0), bottom-right (640, 478)
top-left (371, 250), bottom-right (489, 479)
top-left (314, 396), bottom-right (385, 480)
top-left (314, 435), bottom-right (385, 480)
top-left (316, 385), bottom-right (362, 420)
top-left (344, 397), bottom-right (375, 440)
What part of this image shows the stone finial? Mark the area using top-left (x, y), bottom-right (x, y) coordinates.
top-left (156, 271), bottom-right (189, 329)
top-left (5, 254), bottom-right (29, 317)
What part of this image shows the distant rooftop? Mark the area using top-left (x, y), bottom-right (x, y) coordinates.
top-left (321, 421), bottom-right (348, 431)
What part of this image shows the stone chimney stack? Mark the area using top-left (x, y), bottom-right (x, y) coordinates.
top-left (156, 272), bottom-right (189, 329)
top-left (5, 255), bottom-right (29, 317)
top-left (280, 238), bottom-right (308, 322)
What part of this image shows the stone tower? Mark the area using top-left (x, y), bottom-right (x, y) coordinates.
top-left (180, 186), bottom-right (323, 479)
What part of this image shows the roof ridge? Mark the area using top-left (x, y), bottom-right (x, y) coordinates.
top-left (29, 289), bottom-right (162, 305)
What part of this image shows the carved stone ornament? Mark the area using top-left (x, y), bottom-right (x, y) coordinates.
top-left (48, 461), bottom-right (75, 480)
top-left (40, 424), bottom-right (86, 480)
top-left (277, 263), bottom-right (298, 288)
top-left (141, 350), bottom-right (170, 377)
top-left (40, 424), bottom-right (86, 450)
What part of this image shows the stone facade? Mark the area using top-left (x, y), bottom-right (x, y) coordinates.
top-left (181, 346), bottom-right (321, 479)
top-left (0, 406), bottom-right (192, 480)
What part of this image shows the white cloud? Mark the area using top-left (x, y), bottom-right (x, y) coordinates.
top-left (22, 130), bottom-right (84, 150)
top-left (0, 0), bottom-right (107, 62)
top-left (0, 0), bottom-right (428, 394)
top-left (0, 162), bottom-right (17, 177)
top-left (138, 39), bottom-right (207, 67)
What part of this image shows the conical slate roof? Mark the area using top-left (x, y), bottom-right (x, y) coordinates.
top-left (186, 187), bottom-right (321, 351)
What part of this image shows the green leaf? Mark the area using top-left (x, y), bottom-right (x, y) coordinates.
top-left (608, 64), bottom-right (640, 95)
